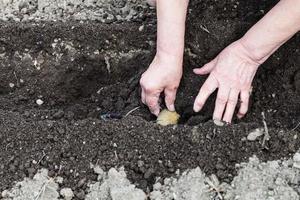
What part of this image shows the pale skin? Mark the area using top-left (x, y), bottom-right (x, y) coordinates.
top-left (140, 0), bottom-right (300, 123)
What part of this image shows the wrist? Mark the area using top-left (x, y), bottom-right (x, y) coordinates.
top-left (157, 43), bottom-right (184, 59)
top-left (238, 36), bottom-right (273, 65)
top-left (155, 47), bottom-right (184, 66)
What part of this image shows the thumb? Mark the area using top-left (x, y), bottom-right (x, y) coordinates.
top-left (164, 88), bottom-right (177, 111)
top-left (193, 58), bottom-right (217, 75)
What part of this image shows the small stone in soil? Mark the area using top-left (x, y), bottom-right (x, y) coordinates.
top-left (247, 128), bottom-right (264, 141)
top-left (60, 188), bottom-right (74, 200)
top-left (36, 99), bottom-right (44, 105)
top-left (213, 119), bottom-right (225, 127)
top-left (53, 110), bottom-right (64, 119)
top-left (293, 152), bottom-right (300, 169)
top-left (9, 83), bottom-right (15, 88)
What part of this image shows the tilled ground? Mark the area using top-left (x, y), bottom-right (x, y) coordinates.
top-left (0, 0), bottom-right (300, 199)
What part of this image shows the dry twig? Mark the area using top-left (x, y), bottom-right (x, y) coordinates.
top-left (292, 122), bottom-right (300, 131)
top-left (261, 112), bottom-right (270, 148)
top-left (124, 106), bottom-right (140, 117)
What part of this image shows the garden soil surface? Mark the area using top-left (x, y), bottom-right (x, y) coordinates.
top-left (0, 0), bottom-right (300, 199)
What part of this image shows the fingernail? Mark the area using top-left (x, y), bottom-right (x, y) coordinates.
top-left (168, 104), bottom-right (175, 112)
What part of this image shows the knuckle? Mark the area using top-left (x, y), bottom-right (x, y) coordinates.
top-left (140, 78), bottom-right (156, 92)
top-left (166, 86), bottom-right (178, 93)
top-left (171, 87), bottom-right (178, 91)
top-left (227, 98), bottom-right (237, 105)
top-left (216, 96), bottom-right (227, 105)
top-left (165, 90), bottom-right (176, 98)
top-left (147, 100), bottom-right (158, 108)
top-left (165, 96), bottom-right (175, 102)
top-left (147, 101), bottom-right (156, 107)
top-left (143, 85), bottom-right (156, 93)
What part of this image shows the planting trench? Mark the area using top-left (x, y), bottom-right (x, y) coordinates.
top-left (0, 0), bottom-right (300, 199)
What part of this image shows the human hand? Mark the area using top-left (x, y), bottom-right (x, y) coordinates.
top-left (193, 40), bottom-right (262, 123)
top-left (140, 54), bottom-right (182, 116)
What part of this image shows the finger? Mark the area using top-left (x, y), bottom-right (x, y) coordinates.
top-left (193, 58), bottom-right (217, 75)
top-left (213, 86), bottom-right (230, 121)
top-left (145, 93), bottom-right (160, 116)
top-left (193, 75), bottom-right (218, 112)
top-left (223, 89), bottom-right (239, 123)
top-left (237, 90), bottom-right (250, 119)
top-left (164, 88), bottom-right (177, 111)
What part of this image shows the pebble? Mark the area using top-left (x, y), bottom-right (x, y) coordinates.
top-left (1, 190), bottom-right (9, 198)
top-left (144, 168), bottom-right (155, 179)
top-left (55, 176), bottom-right (64, 184)
top-left (48, 170), bottom-right (56, 177)
top-left (213, 119), bottom-right (224, 127)
top-left (9, 164), bottom-right (16, 172)
top-left (168, 168), bottom-right (175, 173)
top-left (247, 128), bottom-right (264, 141)
top-left (9, 83), bottom-right (15, 88)
top-left (60, 188), bottom-right (74, 200)
top-left (66, 111), bottom-right (75, 120)
top-left (139, 179), bottom-right (148, 189)
top-left (93, 165), bottom-right (104, 178)
top-left (165, 160), bottom-right (173, 168)
top-left (27, 167), bottom-right (35, 175)
top-left (293, 153), bottom-right (300, 169)
top-left (216, 163), bottom-right (226, 170)
top-left (57, 127), bottom-right (65, 134)
top-left (36, 99), bottom-right (44, 105)
top-left (24, 111), bottom-right (30, 117)
top-left (77, 178), bottom-right (87, 188)
top-left (138, 25), bottom-right (144, 31)
top-left (53, 110), bottom-right (64, 119)
top-left (137, 160), bottom-right (144, 168)
top-left (75, 190), bottom-right (85, 200)
top-left (153, 182), bottom-right (162, 190)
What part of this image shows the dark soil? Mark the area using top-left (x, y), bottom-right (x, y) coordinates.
top-left (0, 0), bottom-right (299, 199)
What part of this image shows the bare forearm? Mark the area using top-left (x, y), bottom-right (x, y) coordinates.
top-left (156, 0), bottom-right (189, 60)
top-left (241, 0), bottom-right (300, 63)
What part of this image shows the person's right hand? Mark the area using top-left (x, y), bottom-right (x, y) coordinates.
top-left (140, 54), bottom-right (183, 116)
top-left (193, 40), bottom-right (261, 123)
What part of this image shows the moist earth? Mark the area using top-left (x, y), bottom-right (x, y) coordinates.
top-left (0, 0), bottom-right (300, 199)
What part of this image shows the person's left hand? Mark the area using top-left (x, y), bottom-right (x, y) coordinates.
top-left (193, 40), bottom-right (262, 123)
